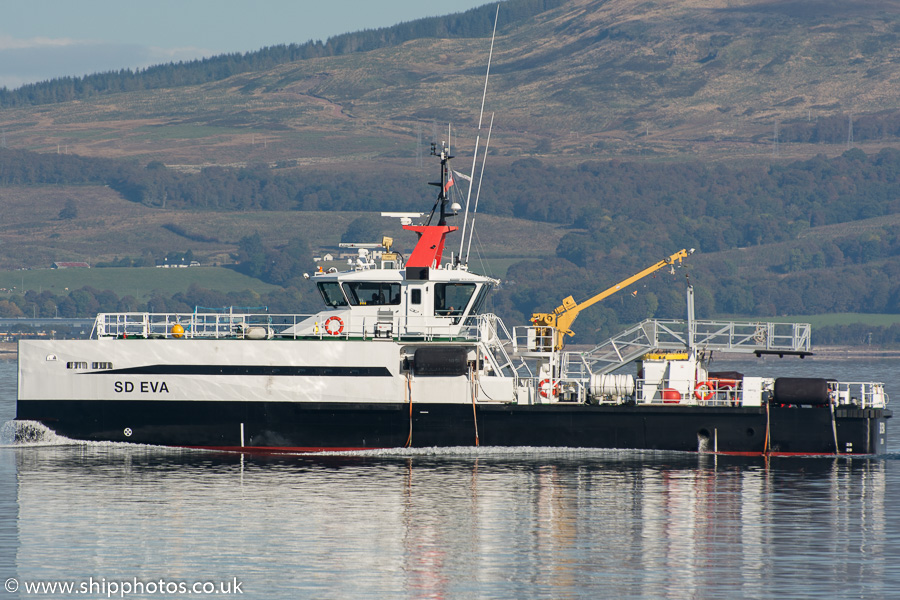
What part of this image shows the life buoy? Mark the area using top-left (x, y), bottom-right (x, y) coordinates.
top-left (539, 378), bottom-right (559, 398)
top-left (324, 316), bottom-right (344, 336)
top-left (694, 381), bottom-right (715, 401)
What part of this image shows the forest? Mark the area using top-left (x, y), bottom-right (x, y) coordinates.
top-left (1, 277), bottom-right (899, 347)
top-left (5, 146), bottom-right (900, 344)
top-left (5, 146), bottom-right (900, 232)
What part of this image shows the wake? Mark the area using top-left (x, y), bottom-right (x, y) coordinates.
top-left (0, 419), bottom-right (80, 447)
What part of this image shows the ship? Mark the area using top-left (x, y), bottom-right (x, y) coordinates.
top-left (13, 142), bottom-right (892, 455)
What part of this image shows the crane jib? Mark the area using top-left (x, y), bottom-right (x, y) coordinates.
top-left (531, 248), bottom-right (694, 350)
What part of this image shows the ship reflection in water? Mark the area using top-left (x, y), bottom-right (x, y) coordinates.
top-left (6, 445), bottom-right (897, 599)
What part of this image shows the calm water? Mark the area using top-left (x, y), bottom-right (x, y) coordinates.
top-left (2, 357), bottom-right (900, 599)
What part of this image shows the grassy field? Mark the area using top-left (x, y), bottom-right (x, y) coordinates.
top-left (743, 314), bottom-right (900, 327)
top-left (0, 267), bottom-right (280, 300)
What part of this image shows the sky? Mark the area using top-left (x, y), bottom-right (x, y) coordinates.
top-left (0, 0), bottom-right (492, 90)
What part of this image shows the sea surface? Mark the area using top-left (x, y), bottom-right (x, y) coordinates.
top-left (2, 356), bottom-right (900, 599)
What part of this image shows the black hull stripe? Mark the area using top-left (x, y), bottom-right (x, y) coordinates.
top-left (95, 365), bottom-right (392, 377)
top-left (15, 399), bottom-right (890, 455)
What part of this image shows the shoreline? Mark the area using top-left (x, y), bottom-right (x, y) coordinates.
top-left (776, 346), bottom-right (900, 359)
top-left (713, 346), bottom-right (900, 360)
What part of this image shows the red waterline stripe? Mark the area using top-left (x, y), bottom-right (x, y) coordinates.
top-left (185, 445), bottom-right (387, 454)
top-left (709, 450), bottom-right (857, 457)
top-left (186, 446), bottom-right (870, 457)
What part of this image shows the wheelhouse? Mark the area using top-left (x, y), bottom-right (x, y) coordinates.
top-left (309, 269), bottom-right (494, 330)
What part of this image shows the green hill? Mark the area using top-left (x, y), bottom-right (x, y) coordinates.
top-left (0, 182), bottom-right (566, 273)
top-left (3, 0), bottom-right (900, 344)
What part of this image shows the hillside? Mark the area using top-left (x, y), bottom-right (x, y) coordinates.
top-left (1, 0), bottom-right (900, 167)
top-left (3, 0), bottom-right (900, 344)
top-left (0, 184), bottom-right (566, 272)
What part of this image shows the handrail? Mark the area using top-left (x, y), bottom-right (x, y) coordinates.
top-left (93, 312), bottom-right (300, 340)
top-left (577, 318), bottom-right (812, 375)
top-left (92, 310), bottom-right (511, 345)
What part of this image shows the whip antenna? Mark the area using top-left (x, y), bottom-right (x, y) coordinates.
top-left (458, 3), bottom-right (499, 262)
top-left (465, 112), bottom-right (494, 264)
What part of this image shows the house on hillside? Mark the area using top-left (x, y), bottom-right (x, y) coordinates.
top-left (52, 262), bottom-right (90, 269)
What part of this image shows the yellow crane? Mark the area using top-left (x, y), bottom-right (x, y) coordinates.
top-left (530, 248), bottom-right (693, 351)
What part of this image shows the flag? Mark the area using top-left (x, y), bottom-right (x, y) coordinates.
top-left (443, 170), bottom-right (454, 193)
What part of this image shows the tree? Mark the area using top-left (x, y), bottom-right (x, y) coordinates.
top-left (341, 215), bottom-right (384, 243)
top-left (58, 199), bottom-right (78, 220)
top-left (235, 233), bottom-right (267, 279)
top-left (0, 300), bottom-right (24, 318)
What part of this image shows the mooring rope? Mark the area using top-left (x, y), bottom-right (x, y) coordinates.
top-left (830, 400), bottom-right (840, 455)
top-left (405, 372), bottom-right (413, 448)
top-left (471, 366), bottom-right (480, 446)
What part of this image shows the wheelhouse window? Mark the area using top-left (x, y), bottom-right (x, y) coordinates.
top-left (317, 282), bottom-right (348, 308)
top-left (434, 283), bottom-right (476, 317)
top-left (469, 284), bottom-right (489, 315)
top-left (342, 282), bottom-right (401, 306)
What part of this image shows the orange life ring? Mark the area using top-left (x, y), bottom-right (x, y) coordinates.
top-left (694, 381), bottom-right (715, 401)
top-left (324, 316), bottom-right (344, 336)
top-left (539, 378), bottom-right (559, 398)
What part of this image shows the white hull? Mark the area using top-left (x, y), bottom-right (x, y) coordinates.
top-left (17, 338), bottom-right (515, 405)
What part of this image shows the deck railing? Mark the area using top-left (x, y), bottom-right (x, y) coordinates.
top-left (629, 379), bottom-right (888, 409)
top-left (92, 311), bottom-right (499, 345)
top-left (92, 312), bottom-right (306, 340)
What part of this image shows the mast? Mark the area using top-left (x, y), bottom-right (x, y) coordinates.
top-left (405, 142), bottom-right (458, 269)
top-left (426, 141), bottom-right (454, 227)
